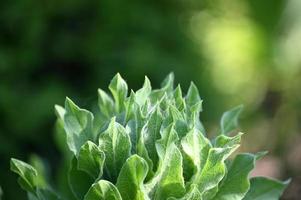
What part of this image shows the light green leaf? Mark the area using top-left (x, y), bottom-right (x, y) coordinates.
top-left (160, 72), bottom-right (175, 95)
top-left (169, 185), bottom-right (202, 200)
top-left (68, 157), bottom-right (94, 200)
top-left (173, 85), bottom-right (185, 111)
top-left (243, 177), bottom-right (289, 200)
top-left (98, 89), bottom-right (115, 118)
top-left (215, 132), bottom-right (243, 148)
top-left (155, 124), bottom-right (179, 158)
top-left (54, 105), bottom-right (70, 156)
top-left (99, 117), bottom-right (131, 182)
top-left (29, 155), bottom-right (48, 188)
top-left (78, 141), bottom-right (105, 180)
top-left (109, 73), bottom-right (128, 112)
top-left (0, 186), bottom-right (2, 200)
top-left (10, 158), bottom-right (38, 193)
top-left (166, 105), bottom-right (188, 139)
top-left (146, 143), bottom-right (185, 200)
top-left (126, 104), bottom-right (146, 154)
top-left (182, 185), bottom-right (202, 200)
top-left (124, 90), bottom-right (136, 123)
top-left (150, 73), bottom-right (174, 103)
top-left (116, 155), bottom-right (149, 200)
top-left (135, 76), bottom-right (152, 107)
top-left (55, 104), bottom-right (66, 120)
top-left (220, 105), bottom-right (243, 135)
top-left (181, 128), bottom-right (211, 174)
top-left (213, 153), bottom-right (257, 200)
top-left (11, 158), bottom-right (61, 199)
top-left (186, 82), bottom-right (202, 108)
top-left (193, 145), bottom-right (240, 196)
top-left (188, 101), bottom-right (204, 131)
top-left (137, 125), bottom-right (154, 179)
top-left (64, 97), bottom-right (95, 156)
top-left (144, 105), bottom-right (163, 169)
top-left (84, 180), bottom-right (122, 200)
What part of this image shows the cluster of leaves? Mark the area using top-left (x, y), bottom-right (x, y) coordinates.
top-left (11, 73), bottom-right (289, 200)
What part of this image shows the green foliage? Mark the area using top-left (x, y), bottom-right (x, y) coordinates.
top-left (0, 186), bottom-right (2, 200)
top-left (11, 74), bottom-right (288, 199)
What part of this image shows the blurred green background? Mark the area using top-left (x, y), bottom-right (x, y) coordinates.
top-left (1, 0), bottom-right (301, 199)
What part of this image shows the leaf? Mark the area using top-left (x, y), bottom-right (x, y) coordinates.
top-left (126, 103), bottom-right (146, 155)
top-left (243, 177), bottom-right (290, 200)
top-left (160, 72), bottom-right (175, 95)
top-left (193, 145), bottom-right (240, 196)
top-left (144, 105), bottom-right (163, 169)
top-left (181, 185), bottom-right (202, 200)
top-left (109, 73), bottom-right (128, 112)
top-left (54, 105), bottom-right (70, 156)
top-left (55, 104), bottom-right (66, 120)
top-left (188, 101), bottom-right (204, 132)
top-left (29, 155), bottom-right (48, 188)
top-left (186, 82), bottom-right (202, 108)
top-left (214, 132), bottom-right (243, 148)
top-left (99, 117), bottom-right (131, 182)
top-left (181, 128), bottom-right (211, 175)
top-left (173, 85), bottom-right (186, 111)
top-left (124, 90), bottom-right (136, 123)
top-left (64, 97), bottom-right (94, 156)
top-left (98, 89), bottom-right (115, 118)
top-left (213, 153), bottom-right (258, 200)
top-left (150, 73), bottom-right (174, 103)
top-left (10, 158), bottom-right (38, 193)
top-left (164, 105), bottom-right (188, 139)
top-left (169, 185), bottom-right (202, 200)
top-left (146, 143), bottom-right (185, 200)
top-left (135, 76), bottom-right (152, 107)
top-left (84, 180), bottom-right (122, 200)
top-left (68, 157), bottom-right (94, 200)
top-left (78, 141), bottom-right (105, 180)
top-left (0, 186), bottom-right (2, 200)
top-left (36, 189), bottom-right (62, 200)
top-left (220, 105), bottom-right (243, 135)
top-left (137, 125), bottom-right (154, 180)
top-left (116, 155), bottom-right (149, 200)
top-left (155, 124), bottom-right (179, 158)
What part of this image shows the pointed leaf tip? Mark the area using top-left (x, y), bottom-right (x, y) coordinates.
top-left (186, 82), bottom-right (202, 107)
top-left (109, 73), bottom-right (128, 112)
top-left (10, 158), bottom-right (38, 193)
top-left (84, 180), bottom-right (122, 200)
top-left (220, 105), bottom-right (244, 135)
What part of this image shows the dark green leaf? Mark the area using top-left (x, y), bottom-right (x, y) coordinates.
top-left (68, 157), bottom-right (94, 200)
top-left (243, 177), bottom-right (289, 200)
top-left (10, 158), bottom-right (38, 193)
top-left (213, 153), bottom-right (257, 200)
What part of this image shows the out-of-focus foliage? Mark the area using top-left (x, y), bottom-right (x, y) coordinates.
top-left (1, 0), bottom-right (301, 199)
